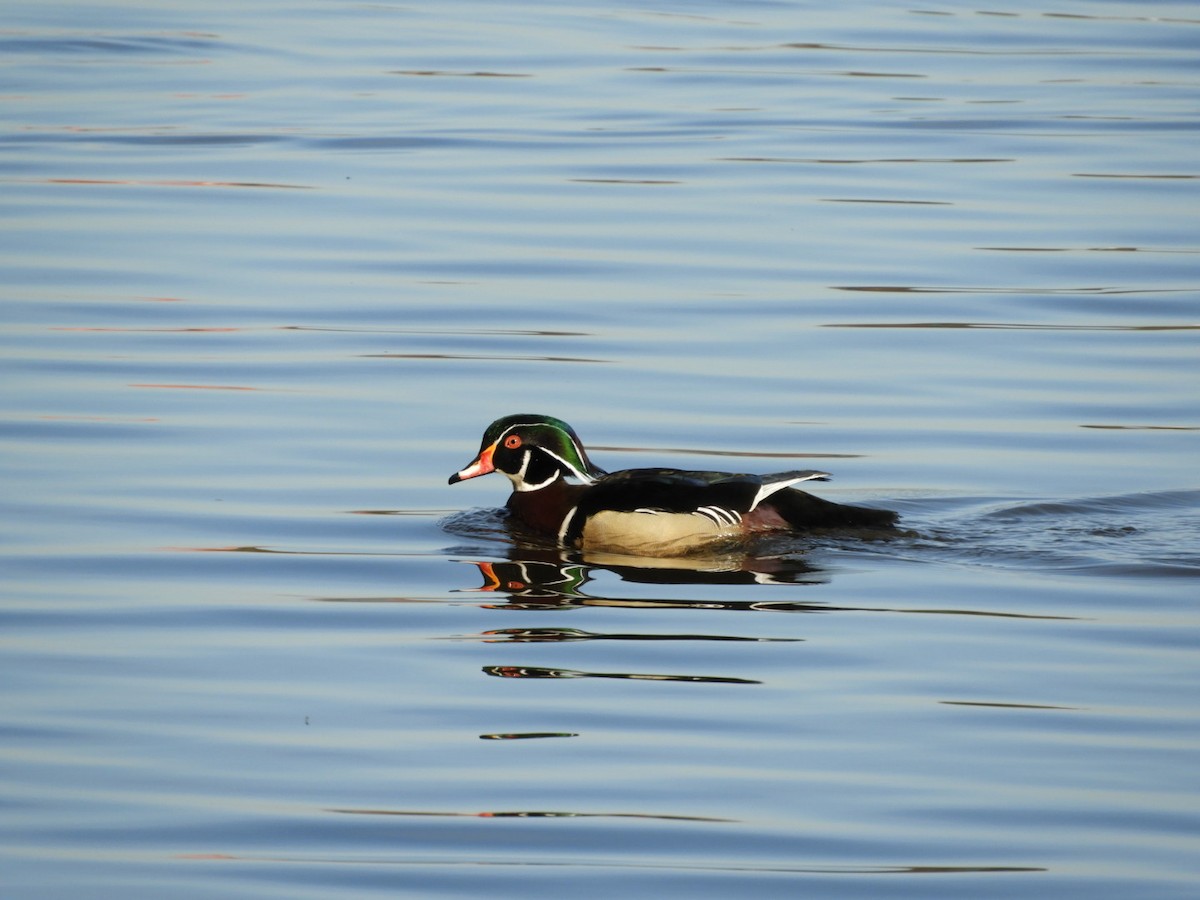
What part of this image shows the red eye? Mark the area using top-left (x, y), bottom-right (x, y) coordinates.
top-left (504, 434), bottom-right (522, 449)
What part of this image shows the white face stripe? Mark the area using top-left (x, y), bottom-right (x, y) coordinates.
top-left (515, 471), bottom-right (561, 492)
top-left (496, 421), bottom-right (596, 485)
top-left (540, 447), bottom-right (595, 483)
top-left (501, 449), bottom-right (530, 489)
top-left (504, 449), bottom-right (561, 492)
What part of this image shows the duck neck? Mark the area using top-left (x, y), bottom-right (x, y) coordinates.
top-left (506, 476), bottom-right (579, 536)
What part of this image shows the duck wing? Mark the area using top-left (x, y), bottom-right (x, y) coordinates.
top-left (579, 468), bottom-right (898, 533)
top-left (574, 468), bottom-right (830, 518)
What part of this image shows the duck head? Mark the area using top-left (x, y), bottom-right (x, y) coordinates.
top-left (449, 414), bottom-right (606, 492)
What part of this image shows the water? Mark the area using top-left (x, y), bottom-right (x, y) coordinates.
top-left (2, 1), bottom-right (1199, 896)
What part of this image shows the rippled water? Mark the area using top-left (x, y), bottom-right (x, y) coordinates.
top-left (3, 1), bottom-right (1199, 897)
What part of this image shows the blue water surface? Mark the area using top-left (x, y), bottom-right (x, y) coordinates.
top-left (2, 1), bottom-right (1199, 897)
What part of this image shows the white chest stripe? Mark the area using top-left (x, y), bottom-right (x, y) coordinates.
top-left (557, 506), bottom-right (579, 543)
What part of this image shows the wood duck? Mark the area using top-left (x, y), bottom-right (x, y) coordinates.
top-left (449, 414), bottom-right (898, 556)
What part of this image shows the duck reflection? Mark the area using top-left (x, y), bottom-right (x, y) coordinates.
top-left (458, 544), bottom-right (832, 613)
top-left (441, 512), bottom-right (850, 688)
top-left (482, 664), bottom-right (759, 684)
top-left (329, 806), bottom-right (734, 822)
top-left (475, 627), bottom-right (796, 643)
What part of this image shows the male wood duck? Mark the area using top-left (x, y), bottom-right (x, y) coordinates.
top-left (449, 414), bottom-right (897, 556)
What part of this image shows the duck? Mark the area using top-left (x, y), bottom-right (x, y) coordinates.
top-left (449, 414), bottom-right (898, 556)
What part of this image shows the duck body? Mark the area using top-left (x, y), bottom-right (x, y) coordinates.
top-left (449, 414), bottom-right (897, 556)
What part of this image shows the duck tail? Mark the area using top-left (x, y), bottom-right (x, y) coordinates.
top-left (770, 488), bottom-right (899, 531)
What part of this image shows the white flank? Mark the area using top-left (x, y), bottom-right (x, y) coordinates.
top-left (579, 508), bottom-right (741, 555)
